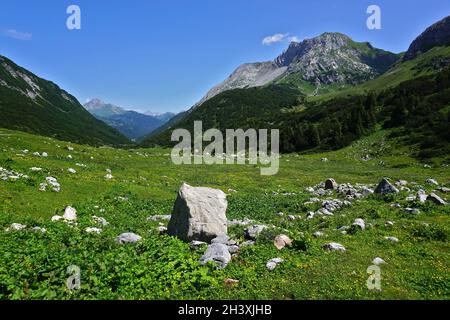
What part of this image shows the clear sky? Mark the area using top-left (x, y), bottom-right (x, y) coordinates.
top-left (0, 0), bottom-right (449, 113)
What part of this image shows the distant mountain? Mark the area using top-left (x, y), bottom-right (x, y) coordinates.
top-left (404, 15), bottom-right (450, 61)
top-left (195, 32), bottom-right (400, 105)
top-left (0, 55), bottom-right (129, 146)
top-left (84, 99), bottom-right (175, 140)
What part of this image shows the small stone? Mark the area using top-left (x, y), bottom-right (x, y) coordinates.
top-left (266, 258), bottom-right (284, 270)
top-left (372, 257), bottom-right (386, 265)
top-left (51, 215), bottom-right (63, 222)
top-left (313, 231), bottom-right (325, 238)
top-left (92, 216), bottom-right (109, 226)
top-left (352, 218), bottom-right (365, 230)
top-left (190, 240), bottom-right (207, 250)
top-left (104, 174), bottom-right (114, 180)
top-left (425, 179), bottom-right (439, 186)
top-left (385, 236), bottom-right (399, 243)
top-left (85, 227), bottom-right (102, 234)
top-left (5, 223), bottom-right (27, 232)
top-left (323, 242), bottom-right (346, 252)
top-left (274, 234), bottom-right (293, 250)
top-left (147, 215), bottom-right (171, 221)
top-left (157, 226), bottom-right (167, 233)
top-left (427, 193), bottom-right (447, 205)
top-left (405, 208), bottom-right (420, 215)
top-left (224, 278), bottom-right (239, 285)
top-left (67, 168), bottom-right (77, 174)
top-left (115, 233), bottom-right (142, 244)
top-left (325, 178), bottom-right (338, 190)
top-left (63, 206), bottom-right (77, 221)
top-left (31, 226), bottom-right (46, 233)
top-left (244, 225), bottom-right (267, 240)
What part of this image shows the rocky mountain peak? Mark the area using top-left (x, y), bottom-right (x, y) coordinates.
top-left (404, 15), bottom-right (450, 61)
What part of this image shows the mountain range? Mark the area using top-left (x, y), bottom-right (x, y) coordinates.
top-left (0, 14), bottom-right (449, 157)
top-left (83, 99), bottom-right (175, 140)
top-left (142, 14), bottom-right (450, 159)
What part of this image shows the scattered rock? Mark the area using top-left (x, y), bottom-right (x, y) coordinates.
top-left (5, 223), bottom-right (27, 232)
top-left (30, 167), bottom-right (42, 172)
top-left (266, 258), bottom-right (284, 271)
top-left (374, 178), bottom-right (399, 194)
top-left (190, 240), bottom-right (207, 250)
top-left (115, 233), bottom-right (142, 244)
top-left (51, 215), bottom-right (63, 222)
top-left (31, 226), bottom-right (46, 233)
top-left (417, 190), bottom-right (427, 203)
top-left (320, 158), bottom-right (329, 162)
top-left (63, 206), bottom-right (77, 221)
top-left (244, 225), bottom-right (267, 240)
top-left (147, 215), bottom-right (171, 222)
top-left (85, 227), bottom-right (102, 234)
top-left (427, 193), bottom-right (447, 205)
top-left (224, 278), bottom-right (239, 286)
top-left (274, 234), bottom-right (293, 250)
top-left (351, 218), bottom-right (365, 231)
top-left (425, 179), bottom-right (439, 186)
top-left (313, 231), bottom-right (325, 238)
top-left (104, 174), bottom-right (114, 180)
top-left (438, 187), bottom-right (450, 193)
top-left (199, 243), bottom-right (231, 269)
top-left (396, 180), bottom-right (408, 186)
top-left (323, 242), bottom-right (346, 252)
top-left (372, 257), bottom-right (386, 265)
top-left (67, 168), bottom-right (77, 174)
top-left (167, 183), bottom-right (228, 243)
top-left (227, 218), bottom-right (254, 226)
top-left (157, 226), bottom-right (168, 233)
top-left (92, 216), bottom-right (109, 226)
top-left (385, 236), bottom-right (399, 243)
top-left (325, 178), bottom-right (338, 190)
top-left (405, 208), bottom-right (420, 215)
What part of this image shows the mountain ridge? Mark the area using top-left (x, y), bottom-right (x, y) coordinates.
top-left (0, 55), bottom-right (130, 146)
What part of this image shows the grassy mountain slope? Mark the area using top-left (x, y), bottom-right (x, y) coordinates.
top-left (141, 85), bottom-right (304, 147)
top-left (141, 45), bottom-right (450, 161)
top-left (0, 55), bottom-right (130, 146)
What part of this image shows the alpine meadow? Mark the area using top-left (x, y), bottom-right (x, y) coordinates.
top-left (0, 2), bottom-right (449, 302)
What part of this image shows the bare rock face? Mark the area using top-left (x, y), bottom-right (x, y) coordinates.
top-left (404, 15), bottom-right (450, 61)
top-left (168, 183), bottom-right (228, 242)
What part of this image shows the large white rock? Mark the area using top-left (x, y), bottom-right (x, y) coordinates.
top-left (168, 183), bottom-right (228, 242)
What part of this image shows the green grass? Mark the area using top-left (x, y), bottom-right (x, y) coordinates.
top-left (0, 128), bottom-right (449, 300)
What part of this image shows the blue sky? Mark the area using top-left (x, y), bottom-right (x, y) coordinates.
top-left (0, 0), bottom-right (449, 113)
